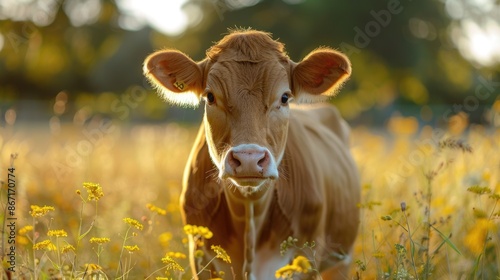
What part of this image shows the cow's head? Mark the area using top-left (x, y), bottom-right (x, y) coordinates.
top-left (144, 30), bottom-right (351, 194)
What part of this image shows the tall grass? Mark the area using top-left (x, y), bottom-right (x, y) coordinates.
top-left (0, 114), bottom-right (499, 279)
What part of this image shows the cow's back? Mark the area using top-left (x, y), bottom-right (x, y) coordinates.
top-left (278, 104), bottom-right (360, 266)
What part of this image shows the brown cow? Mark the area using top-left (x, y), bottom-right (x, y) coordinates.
top-left (144, 29), bottom-right (360, 279)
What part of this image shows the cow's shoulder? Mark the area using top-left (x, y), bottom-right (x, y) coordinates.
top-left (290, 103), bottom-right (350, 144)
top-left (276, 104), bottom-right (358, 240)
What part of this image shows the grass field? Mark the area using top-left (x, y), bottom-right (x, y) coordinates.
top-left (1, 112), bottom-right (499, 279)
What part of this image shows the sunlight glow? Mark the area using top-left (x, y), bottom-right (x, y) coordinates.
top-left (445, 0), bottom-right (500, 67)
top-left (117, 0), bottom-right (190, 36)
top-left (452, 18), bottom-right (500, 67)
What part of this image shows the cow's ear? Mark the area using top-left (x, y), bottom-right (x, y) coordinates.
top-left (292, 48), bottom-right (351, 103)
top-left (144, 50), bottom-right (204, 107)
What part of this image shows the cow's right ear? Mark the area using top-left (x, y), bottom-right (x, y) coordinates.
top-left (292, 48), bottom-right (351, 103)
top-left (143, 50), bottom-right (204, 107)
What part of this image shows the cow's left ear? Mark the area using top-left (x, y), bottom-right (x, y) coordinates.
top-left (292, 48), bottom-right (351, 102)
top-left (143, 50), bottom-right (205, 107)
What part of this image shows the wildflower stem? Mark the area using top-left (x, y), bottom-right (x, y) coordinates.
top-left (32, 216), bottom-right (38, 280)
top-left (116, 226), bottom-right (133, 278)
top-left (402, 208), bottom-right (419, 280)
top-left (193, 256), bottom-right (217, 279)
top-left (424, 176), bottom-right (433, 279)
top-left (55, 236), bottom-right (62, 272)
top-left (144, 265), bottom-right (169, 280)
top-left (72, 194), bottom-right (86, 278)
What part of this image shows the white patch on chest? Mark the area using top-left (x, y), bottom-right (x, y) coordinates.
top-left (251, 246), bottom-right (294, 279)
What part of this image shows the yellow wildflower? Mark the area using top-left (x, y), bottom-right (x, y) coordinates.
top-left (372, 252), bottom-right (385, 258)
top-left (489, 193), bottom-right (500, 201)
top-left (167, 252), bottom-right (187, 259)
top-left (48, 229), bottom-right (68, 237)
top-left (17, 236), bottom-right (29, 245)
top-left (465, 219), bottom-right (496, 254)
top-left (161, 256), bottom-right (184, 272)
top-left (147, 203), bottom-right (167, 215)
top-left (275, 264), bottom-right (297, 279)
top-left (61, 245), bottom-right (76, 253)
top-left (467, 186), bottom-right (492, 195)
top-left (198, 226), bottom-right (213, 239)
top-left (123, 218), bottom-right (143, 230)
top-left (19, 225), bottom-right (33, 235)
top-left (84, 263), bottom-right (102, 274)
top-left (83, 182), bottom-right (104, 201)
top-left (211, 245), bottom-right (231, 263)
top-left (124, 245), bottom-right (140, 252)
top-left (183, 225), bottom-right (195, 235)
top-left (275, 256), bottom-right (312, 278)
top-left (29, 205), bottom-right (55, 217)
top-left (89, 237), bottom-right (111, 244)
top-left (159, 232), bottom-right (172, 247)
top-left (292, 256), bottom-right (311, 273)
top-left (194, 249), bottom-right (204, 258)
top-left (33, 240), bottom-right (57, 251)
top-left (183, 225), bottom-right (213, 239)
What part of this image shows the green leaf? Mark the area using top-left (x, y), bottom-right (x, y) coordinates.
top-left (430, 224), bottom-right (462, 255)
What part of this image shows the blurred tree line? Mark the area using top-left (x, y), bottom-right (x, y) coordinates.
top-left (0, 0), bottom-right (499, 124)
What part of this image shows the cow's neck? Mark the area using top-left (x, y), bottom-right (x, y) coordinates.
top-left (223, 181), bottom-right (276, 277)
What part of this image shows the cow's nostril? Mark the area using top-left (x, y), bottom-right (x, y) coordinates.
top-left (257, 153), bottom-right (268, 167)
top-left (229, 152), bottom-right (241, 168)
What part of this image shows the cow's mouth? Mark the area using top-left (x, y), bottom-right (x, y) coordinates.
top-left (228, 176), bottom-right (270, 188)
top-left (228, 177), bottom-right (272, 196)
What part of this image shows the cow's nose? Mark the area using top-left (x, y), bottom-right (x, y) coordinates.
top-left (227, 149), bottom-right (269, 175)
top-left (223, 144), bottom-right (277, 179)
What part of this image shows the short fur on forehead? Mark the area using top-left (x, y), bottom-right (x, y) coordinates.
top-left (206, 29), bottom-right (289, 63)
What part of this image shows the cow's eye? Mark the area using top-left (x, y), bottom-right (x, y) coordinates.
top-left (206, 92), bottom-right (216, 105)
top-left (281, 93), bottom-right (290, 105)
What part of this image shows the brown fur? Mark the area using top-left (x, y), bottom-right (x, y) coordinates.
top-left (144, 29), bottom-right (360, 279)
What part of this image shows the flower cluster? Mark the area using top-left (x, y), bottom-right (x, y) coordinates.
top-left (166, 252), bottom-right (186, 259)
top-left (19, 225), bottom-right (33, 235)
top-left (29, 205), bottom-right (55, 217)
top-left (48, 229), bottom-right (68, 237)
top-left (89, 237), bottom-right (111, 244)
top-left (183, 225), bottom-right (213, 239)
top-left (124, 245), bottom-right (140, 252)
top-left (123, 218), bottom-right (144, 230)
top-left (83, 182), bottom-right (104, 201)
top-left (211, 245), bottom-right (231, 264)
top-left (61, 245), bottom-right (76, 253)
top-left (146, 203), bottom-right (167, 215)
top-left (33, 240), bottom-right (57, 251)
top-left (279, 236), bottom-right (298, 256)
top-left (161, 256), bottom-right (184, 272)
top-left (275, 255), bottom-right (312, 279)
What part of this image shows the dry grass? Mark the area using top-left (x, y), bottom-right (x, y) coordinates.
top-left (0, 113), bottom-right (499, 279)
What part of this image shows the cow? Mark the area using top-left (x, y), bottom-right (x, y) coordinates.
top-left (143, 29), bottom-right (360, 279)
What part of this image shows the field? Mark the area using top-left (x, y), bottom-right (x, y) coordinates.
top-left (1, 112), bottom-right (499, 279)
